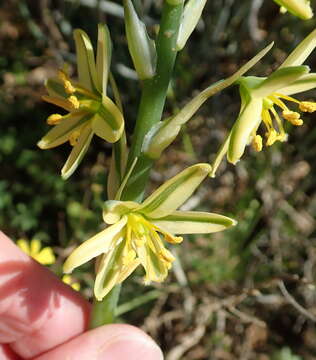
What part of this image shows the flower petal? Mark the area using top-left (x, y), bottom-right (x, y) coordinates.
top-left (35, 247), bottom-right (56, 265)
top-left (46, 78), bottom-right (68, 99)
top-left (94, 241), bottom-right (140, 301)
top-left (61, 124), bottom-right (94, 179)
top-left (96, 23), bottom-right (112, 98)
top-left (227, 98), bottom-right (263, 164)
top-left (17, 239), bottom-right (30, 255)
top-left (137, 163), bottom-right (212, 219)
top-left (103, 200), bottom-right (139, 224)
top-left (91, 97), bottom-right (124, 143)
top-left (152, 210), bottom-right (236, 234)
top-left (273, 0), bottom-right (313, 20)
top-left (37, 112), bottom-right (91, 149)
top-left (74, 29), bottom-right (98, 92)
top-left (252, 65), bottom-right (310, 98)
top-left (63, 216), bottom-right (127, 274)
top-left (280, 29), bottom-right (316, 68)
top-left (278, 73), bottom-right (316, 95)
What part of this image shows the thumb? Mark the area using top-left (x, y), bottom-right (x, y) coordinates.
top-left (34, 324), bottom-right (163, 360)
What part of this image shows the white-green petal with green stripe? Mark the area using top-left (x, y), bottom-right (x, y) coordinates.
top-left (152, 211), bottom-right (236, 234)
top-left (37, 111), bottom-right (91, 149)
top-left (137, 163), bottom-right (212, 219)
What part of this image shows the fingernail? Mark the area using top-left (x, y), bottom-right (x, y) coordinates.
top-left (97, 330), bottom-right (163, 360)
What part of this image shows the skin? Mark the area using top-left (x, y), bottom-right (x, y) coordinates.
top-left (0, 232), bottom-right (163, 360)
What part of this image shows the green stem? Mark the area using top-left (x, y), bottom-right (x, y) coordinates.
top-left (89, 284), bottom-right (121, 329)
top-left (89, 0), bottom-right (184, 328)
top-left (122, 0), bottom-right (184, 202)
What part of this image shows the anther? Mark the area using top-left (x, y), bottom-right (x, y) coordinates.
top-left (299, 101), bottom-right (316, 113)
top-left (282, 110), bottom-right (300, 122)
top-left (64, 80), bottom-right (76, 94)
top-left (266, 129), bottom-right (278, 146)
top-left (47, 113), bottom-right (63, 125)
top-left (68, 95), bottom-right (80, 109)
top-left (58, 69), bottom-right (68, 82)
top-left (252, 135), bottom-right (263, 152)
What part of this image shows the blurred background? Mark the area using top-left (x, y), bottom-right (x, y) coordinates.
top-left (1, 0), bottom-right (316, 358)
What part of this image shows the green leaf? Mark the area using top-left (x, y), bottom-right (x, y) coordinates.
top-left (137, 163), bottom-right (211, 218)
top-left (63, 216), bottom-right (127, 274)
top-left (61, 124), bottom-right (94, 179)
top-left (153, 210), bottom-right (236, 234)
top-left (37, 112), bottom-right (91, 149)
top-left (96, 24), bottom-right (112, 99)
top-left (252, 66), bottom-right (310, 98)
top-left (74, 29), bottom-right (98, 92)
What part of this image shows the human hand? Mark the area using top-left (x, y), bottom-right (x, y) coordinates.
top-left (0, 232), bottom-right (163, 360)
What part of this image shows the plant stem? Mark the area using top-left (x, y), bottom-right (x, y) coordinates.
top-left (89, 0), bottom-right (183, 328)
top-left (122, 0), bottom-right (184, 202)
top-left (89, 284), bottom-right (121, 329)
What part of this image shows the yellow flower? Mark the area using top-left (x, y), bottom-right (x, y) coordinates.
top-left (62, 275), bottom-right (81, 291)
top-left (211, 29), bottom-right (316, 175)
top-left (38, 24), bottom-right (124, 179)
top-left (17, 238), bottom-right (56, 265)
top-left (64, 164), bottom-right (236, 300)
top-left (273, 0), bottom-right (313, 20)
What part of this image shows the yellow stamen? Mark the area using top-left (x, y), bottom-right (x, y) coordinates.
top-left (299, 101), bottom-right (316, 113)
top-left (266, 129), bottom-right (278, 146)
top-left (159, 249), bottom-right (175, 263)
top-left (122, 249), bottom-right (136, 265)
top-left (69, 130), bottom-right (81, 146)
top-left (47, 113), bottom-right (63, 125)
top-left (58, 69), bottom-right (68, 82)
top-left (282, 110), bottom-right (303, 126)
top-left (64, 80), bottom-right (76, 94)
top-left (68, 95), bottom-right (80, 109)
top-left (252, 135), bottom-right (263, 152)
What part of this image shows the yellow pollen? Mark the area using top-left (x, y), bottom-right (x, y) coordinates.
top-left (299, 101), bottom-right (316, 113)
top-left (164, 233), bottom-right (183, 244)
top-left (47, 113), bottom-right (63, 125)
top-left (64, 80), bottom-right (76, 94)
top-left (69, 130), bottom-right (81, 146)
top-left (282, 110), bottom-right (303, 126)
top-left (68, 95), bottom-right (80, 109)
top-left (252, 135), bottom-right (263, 152)
top-left (266, 129), bottom-right (278, 146)
top-left (58, 69), bottom-right (68, 82)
